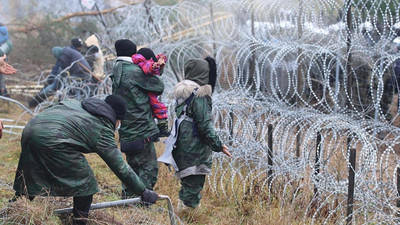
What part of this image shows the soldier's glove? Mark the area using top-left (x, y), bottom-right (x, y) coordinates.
top-left (140, 189), bottom-right (158, 205)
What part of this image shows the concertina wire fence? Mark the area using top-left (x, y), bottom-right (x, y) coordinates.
top-left (2, 0), bottom-right (400, 223)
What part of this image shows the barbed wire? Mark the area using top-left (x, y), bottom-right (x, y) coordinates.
top-left (2, 0), bottom-right (400, 223)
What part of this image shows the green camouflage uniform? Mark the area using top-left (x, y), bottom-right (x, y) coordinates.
top-left (111, 58), bottom-right (164, 193)
top-left (171, 59), bottom-right (223, 208)
top-left (13, 99), bottom-right (146, 197)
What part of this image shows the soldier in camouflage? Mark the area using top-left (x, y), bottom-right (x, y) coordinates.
top-left (170, 57), bottom-right (232, 212)
top-left (110, 40), bottom-right (164, 196)
top-left (12, 95), bottom-right (158, 225)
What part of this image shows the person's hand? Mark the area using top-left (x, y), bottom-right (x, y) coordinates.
top-left (156, 53), bottom-right (167, 65)
top-left (222, 144), bottom-right (232, 158)
top-left (158, 57), bottom-right (165, 65)
top-left (0, 55), bottom-right (17, 75)
top-left (140, 189), bottom-right (159, 205)
top-left (0, 119), bottom-right (3, 139)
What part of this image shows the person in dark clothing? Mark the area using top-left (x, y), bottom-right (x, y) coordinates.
top-left (0, 22), bottom-right (12, 96)
top-left (13, 95), bottom-right (159, 225)
top-left (110, 39), bottom-right (164, 196)
top-left (28, 46), bottom-right (92, 108)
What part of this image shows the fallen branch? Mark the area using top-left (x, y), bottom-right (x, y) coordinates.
top-left (8, 0), bottom-right (144, 33)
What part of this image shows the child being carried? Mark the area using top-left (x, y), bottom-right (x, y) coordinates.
top-left (132, 48), bottom-right (169, 137)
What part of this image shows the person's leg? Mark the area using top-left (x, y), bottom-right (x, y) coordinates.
top-left (0, 73), bottom-right (8, 96)
top-left (9, 192), bottom-right (35, 202)
top-left (179, 175), bottom-right (206, 208)
top-left (72, 195), bottom-right (93, 225)
top-left (123, 142), bottom-right (158, 197)
top-left (28, 82), bottom-right (57, 108)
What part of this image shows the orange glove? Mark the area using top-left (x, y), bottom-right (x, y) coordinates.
top-left (0, 55), bottom-right (17, 75)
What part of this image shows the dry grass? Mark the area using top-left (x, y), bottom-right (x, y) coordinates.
top-left (0, 100), bottom-right (330, 225)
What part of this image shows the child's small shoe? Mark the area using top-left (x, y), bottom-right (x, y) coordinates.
top-left (157, 119), bottom-right (170, 137)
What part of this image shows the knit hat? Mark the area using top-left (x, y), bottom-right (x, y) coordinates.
top-left (115, 39), bottom-right (137, 57)
top-left (71, 38), bottom-right (83, 48)
top-left (105, 95), bottom-right (126, 120)
top-left (52, 47), bottom-right (64, 59)
top-left (138, 48), bottom-right (157, 62)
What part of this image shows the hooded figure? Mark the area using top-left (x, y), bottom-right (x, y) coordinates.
top-left (85, 35), bottom-right (105, 79)
top-left (13, 95), bottom-right (158, 225)
top-left (28, 46), bottom-right (92, 108)
top-left (164, 57), bottom-right (230, 212)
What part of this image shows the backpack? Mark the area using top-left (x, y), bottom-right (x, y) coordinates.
top-left (158, 89), bottom-right (198, 171)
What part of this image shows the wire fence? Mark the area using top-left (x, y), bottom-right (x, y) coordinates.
top-left (2, 0), bottom-right (400, 224)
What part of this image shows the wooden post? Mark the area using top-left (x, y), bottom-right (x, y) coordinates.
top-left (314, 132), bottom-right (321, 195)
top-left (346, 148), bottom-right (356, 225)
top-left (396, 167), bottom-right (400, 217)
top-left (267, 124), bottom-right (273, 187)
top-left (229, 112), bottom-right (234, 145)
top-left (295, 125), bottom-right (301, 158)
top-left (345, 0), bottom-right (354, 108)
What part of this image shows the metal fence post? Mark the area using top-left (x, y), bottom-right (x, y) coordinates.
top-left (346, 148), bottom-right (356, 225)
top-left (267, 124), bottom-right (273, 188)
top-left (314, 132), bottom-right (321, 196)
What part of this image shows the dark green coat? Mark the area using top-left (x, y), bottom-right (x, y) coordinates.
top-left (110, 58), bottom-right (164, 142)
top-left (172, 80), bottom-right (223, 178)
top-left (13, 99), bottom-right (146, 197)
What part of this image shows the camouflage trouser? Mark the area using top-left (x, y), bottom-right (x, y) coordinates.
top-left (179, 175), bottom-right (206, 208)
top-left (122, 142), bottom-right (158, 197)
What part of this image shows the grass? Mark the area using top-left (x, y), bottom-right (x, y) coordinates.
top-left (0, 100), bottom-right (331, 225)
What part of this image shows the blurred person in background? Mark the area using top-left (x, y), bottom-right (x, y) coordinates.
top-left (84, 34), bottom-right (105, 80)
top-left (28, 45), bottom-right (92, 108)
top-left (0, 22), bottom-right (13, 97)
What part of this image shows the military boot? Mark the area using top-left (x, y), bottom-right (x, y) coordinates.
top-left (177, 199), bottom-right (193, 214)
top-left (0, 88), bottom-right (9, 97)
top-left (28, 91), bottom-right (48, 108)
